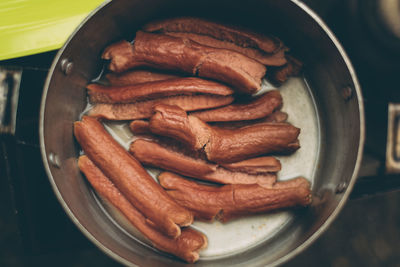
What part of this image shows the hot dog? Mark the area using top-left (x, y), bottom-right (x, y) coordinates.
top-left (102, 31), bottom-right (266, 94)
top-left (149, 104), bottom-right (300, 163)
top-left (74, 116), bottom-right (193, 238)
top-left (78, 156), bottom-right (207, 263)
top-left (159, 172), bottom-right (312, 222)
top-left (88, 77), bottom-right (234, 104)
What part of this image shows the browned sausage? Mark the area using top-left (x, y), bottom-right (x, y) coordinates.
top-left (220, 157), bottom-right (281, 174)
top-left (87, 77), bottom-right (234, 104)
top-left (74, 116), bottom-right (193, 238)
top-left (149, 104), bottom-right (300, 163)
top-left (210, 110), bottom-right (288, 129)
top-left (268, 55), bottom-right (303, 84)
top-left (78, 156), bottom-right (207, 263)
top-left (129, 111), bottom-right (288, 134)
top-left (106, 69), bottom-right (180, 86)
top-left (88, 95), bottom-right (234, 120)
top-left (129, 139), bottom-right (277, 186)
top-left (159, 172), bottom-right (312, 222)
top-left (191, 90), bottom-right (282, 122)
top-left (166, 32), bottom-right (287, 66)
top-left (142, 17), bottom-right (283, 54)
top-left (102, 31), bottom-right (266, 94)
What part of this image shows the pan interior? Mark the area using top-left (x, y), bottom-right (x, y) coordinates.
top-left (98, 75), bottom-right (320, 259)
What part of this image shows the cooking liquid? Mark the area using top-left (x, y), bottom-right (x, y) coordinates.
top-left (82, 76), bottom-right (321, 259)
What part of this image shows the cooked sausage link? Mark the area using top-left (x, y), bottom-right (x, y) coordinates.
top-left (149, 104), bottom-right (300, 163)
top-left (191, 90), bottom-right (282, 122)
top-left (102, 31), bottom-right (266, 94)
top-left (88, 77), bottom-right (234, 104)
top-left (142, 17), bottom-right (283, 54)
top-left (78, 156), bottom-right (206, 263)
top-left (74, 116), bottom-right (193, 238)
top-left (159, 172), bottom-right (312, 222)
top-left (88, 95), bottom-right (234, 120)
top-left (129, 139), bottom-right (277, 186)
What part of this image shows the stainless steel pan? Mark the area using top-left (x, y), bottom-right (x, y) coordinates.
top-left (39, 0), bottom-right (365, 266)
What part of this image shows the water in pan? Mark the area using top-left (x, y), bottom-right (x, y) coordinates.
top-left (93, 76), bottom-right (320, 259)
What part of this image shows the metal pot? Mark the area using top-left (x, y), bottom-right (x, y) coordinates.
top-left (39, 0), bottom-right (364, 266)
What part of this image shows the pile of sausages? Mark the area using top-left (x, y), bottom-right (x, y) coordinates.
top-left (74, 17), bottom-right (311, 263)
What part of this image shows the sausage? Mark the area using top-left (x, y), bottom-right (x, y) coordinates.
top-left (87, 77), bottom-right (234, 104)
top-left (129, 139), bottom-right (277, 186)
top-left (102, 31), bottom-right (266, 94)
top-left (129, 120), bottom-right (151, 135)
top-left (130, 111), bottom-right (288, 133)
top-left (149, 104), bottom-right (300, 163)
top-left (220, 157), bottom-right (281, 174)
top-left (165, 32), bottom-right (287, 66)
top-left (88, 95), bottom-right (234, 120)
top-left (74, 116), bottom-right (193, 238)
top-left (142, 17), bottom-right (283, 54)
top-left (190, 90), bottom-right (282, 122)
top-left (106, 69), bottom-right (180, 86)
top-left (78, 156), bottom-right (207, 263)
top-left (268, 55), bottom-right (303, 84)
top-left (210, 110), bottom-right (288, 129)
top-left (159, 172), bottom-right (312, 222)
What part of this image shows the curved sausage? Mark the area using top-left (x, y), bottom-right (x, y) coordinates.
top-left (166, 32), bottom-right (287, 66)
top-left (78, 156), bottom-right (207, 263)
top-left (142, 17), bottom-right (283, 54)
top-left (191, 90), bottom-right (282, 122)
top-left (149, 104), bottom-right (300, 163)
top-left (88, 77), bottom-right (234, 104)
top-left (106, 69), bottom-right (180, 86)
top-left (74, 116), bottom-right (193, 238)
top-left (88, 95), bottom-right (234, 120)
top-left (159, 172), bottom-right (312, 222)
top-left (102, 31), bottom-right (266, 94)
top-left (129, 139), bottom-right (277, 186)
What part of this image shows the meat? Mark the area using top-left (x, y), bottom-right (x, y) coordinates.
top-left (88, 95), bottom-right (234, 120)
top-left (165, 32), bottom-right (287, 66)
top-left (78, 156), bottom-right (207, 263)
top-left (102, 31), bottom-right (266, 94)
top-left (190, 90), bottom-right (282, 122)
top-left (149, 104), bottom-right (300, 163)
top-left (142, 17), bottom-right (283, 54)
top-left (129, 139), bottom-right (278, 186)
top-left (129, 110), bottom-right (288, 134)
top-left (269, 55), bottom-right (303, 84)
top-left (220, 157), bottom-right (281, 174)
top-left (210, 110), bottom-right (288, 129)
top-left (74, 116), bottom-right (193, 238)
top-left (159, 172), bottom-right (312, 222)
top-left (129, 120), bottom-right (151, 134)
top-left (87, 77), bottom-right (234, 104)
top-left (106, 69), bottom-right (180, 86)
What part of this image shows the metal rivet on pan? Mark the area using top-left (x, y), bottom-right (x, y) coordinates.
top-left (60, 58), bottom-right (73, 75)
top-left (48, 152), bottom-right (61, 168)
top-left (341, 86), bottom-right (353, 101)
top-left (335, 182), bottom-right (348, 194)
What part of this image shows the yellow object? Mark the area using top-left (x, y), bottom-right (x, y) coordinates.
top-left (0, 0), bottom-right (105, 60)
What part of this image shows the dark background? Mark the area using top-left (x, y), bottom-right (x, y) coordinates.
top-left (1, 0), bottom-right (400, 266)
